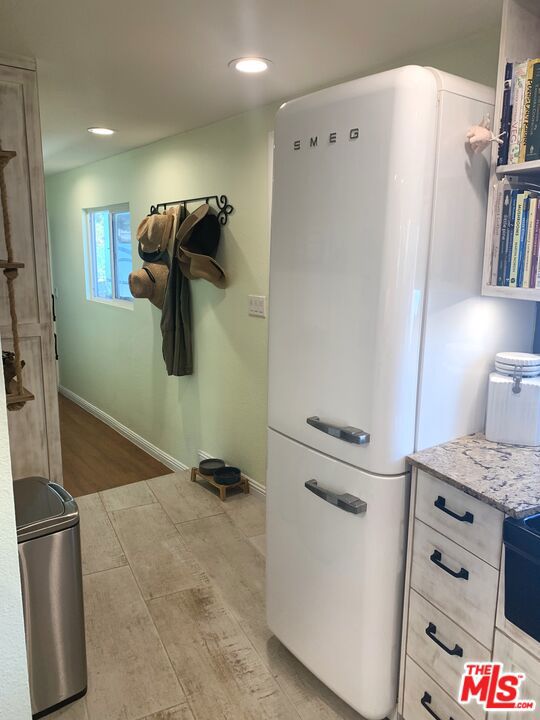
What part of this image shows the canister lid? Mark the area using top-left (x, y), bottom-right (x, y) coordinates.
top-left (495, 352), bottom-right (540, 377)
top-left (13, 477), bottom-right (79, 542)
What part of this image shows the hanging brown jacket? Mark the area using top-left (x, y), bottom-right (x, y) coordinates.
top-left (161, 206), bottom-right (193, 376)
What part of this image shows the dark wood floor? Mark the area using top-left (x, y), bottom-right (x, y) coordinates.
top-left (59, 393), bottom-right (170, 497)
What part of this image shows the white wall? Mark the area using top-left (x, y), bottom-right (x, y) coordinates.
top-left (0, 338), bottom-right (32, 718)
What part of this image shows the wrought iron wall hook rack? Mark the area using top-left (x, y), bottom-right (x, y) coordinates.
top-left (149, 194), bottom-right (234, 226)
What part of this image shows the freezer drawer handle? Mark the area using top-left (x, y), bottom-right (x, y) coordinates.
top-left (425, 622), bottom-right (463, 657)
top-left (306, 417), bottom-right (370, 445)
top-left (304, 479), bottom-right (367, 514)
top-left (434, 495), bottom-right (474, 524)
top-left (430, 550), bottom-right (469, 580)
top-left (421, 692), bottom-right (453, 720)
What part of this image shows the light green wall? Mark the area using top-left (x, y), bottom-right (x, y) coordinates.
top-left (47, 106), bottom-right (275, 485)
top-left (378, 25), bottom-right (500, 87)
top-left (46, 26), bottom-right (501, 487)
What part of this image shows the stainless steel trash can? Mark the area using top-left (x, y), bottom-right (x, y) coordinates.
top-left (14, 477), bottom-right (87, 719)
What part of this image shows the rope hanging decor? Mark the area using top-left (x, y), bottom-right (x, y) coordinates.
top-left (0, 143), bottom-right (32, 410)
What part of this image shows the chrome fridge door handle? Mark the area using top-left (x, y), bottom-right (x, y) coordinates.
top-left (305, 479), bottom-right (367, 514)
top-left (306, 416), bottom-right (370, 445)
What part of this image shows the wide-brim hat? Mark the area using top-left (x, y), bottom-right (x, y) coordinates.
top-left (137, 212), bottom-right (174, 262)
top-left (128, 262), bottom-right (169, 309)
top-left (176, 204), bottom-right (227, 289)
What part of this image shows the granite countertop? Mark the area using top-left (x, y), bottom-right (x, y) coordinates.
top-left (407, 433), bottom-right (540, 519)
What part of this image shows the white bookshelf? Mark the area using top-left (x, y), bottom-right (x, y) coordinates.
top-left (482, 0), bottom-right (540, 301)
top-left (496, 159), bottom-right (540, 177)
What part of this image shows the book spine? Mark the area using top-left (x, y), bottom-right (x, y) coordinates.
top-left (504, 190), bottom-right (518, 285)
top-left (498, 62), bottom-right (514, 166)
top-left (491, 186), bottom-right (504, 284)
top-left (519, 60), bottom-right (538, 163)
top-left (517, 195), bottom-right (531, 286)
top-left (523, 196), bottom-right (538, 287)
top-left (533, 205), bottom-right (540, 287)
top-left (509, 192), bottom-right (525, 287)
top-left (509, 62), bottom-right (528, 164)
top-left (526, 62), bottom-right (540, 162)
top-left (498, 190), bottom-right (511, 285)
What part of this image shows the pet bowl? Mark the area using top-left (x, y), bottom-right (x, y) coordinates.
top-left (199, 458), bottom-right (225, 476)
top-left (213, 466), bottom-right (241, 485)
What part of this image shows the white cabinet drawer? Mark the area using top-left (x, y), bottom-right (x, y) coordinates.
top-left (411, 520), bottom-right (498, 648)
top-left (407, 590), bottom-right (489, 720)
top-left (416, 470), bottom-right (503, 568)
top-left (488, 631), bottom-right (540, 719)
top-left (404, 655), bottom-right (475, 720)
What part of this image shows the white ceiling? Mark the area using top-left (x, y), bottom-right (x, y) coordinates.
top-left (1, 0), bottom-right (502, 175)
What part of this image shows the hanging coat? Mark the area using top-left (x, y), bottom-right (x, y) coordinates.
top-left (161, 206), bottom-right (193, 376)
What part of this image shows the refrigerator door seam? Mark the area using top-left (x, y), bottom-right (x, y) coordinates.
top-left (268, 426), bottom-right (410, 478)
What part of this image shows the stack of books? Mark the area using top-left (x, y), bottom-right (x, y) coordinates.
top-left (497, 58), bottom-right (540, 166)
top-left (491, 183), bottom-right (540, 288)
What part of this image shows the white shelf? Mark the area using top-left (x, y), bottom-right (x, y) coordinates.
top-left (496, 159), bottom-right (540, 177)
top-left (483, 284), bottom-right (540, 301)
top-left (481, 0), bottom-right (540, 302)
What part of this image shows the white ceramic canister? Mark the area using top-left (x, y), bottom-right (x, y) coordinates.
top-left (486, 352), bottom-right (540, 446)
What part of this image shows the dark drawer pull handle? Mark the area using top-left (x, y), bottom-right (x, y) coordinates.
top-left (430, 550), bottom-right (469, 580)
top-left (304, 479), bottom-right (367, 514)
top-left (434, 495), bottom-right (474, 524)
top-left (425, 622), bottom-right (463, 657)
top-left (421, 692), bottom-right (454, 720)
top-left (306, 416), bottom-right (370, 445)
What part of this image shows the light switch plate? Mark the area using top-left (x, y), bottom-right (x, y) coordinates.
top-left (248, 294), bottom-right (266, 318)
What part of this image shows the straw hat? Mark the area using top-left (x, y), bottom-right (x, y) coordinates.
top-left (137, 212), bottom-right (174, 262)
top-left (128, 262), bottom-right (169, 309)
top-left (176, 204), bottom-right (227, 289)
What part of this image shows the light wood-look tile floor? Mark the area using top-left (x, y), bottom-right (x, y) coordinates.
top-left (48, 472), bottom-right (365, 720)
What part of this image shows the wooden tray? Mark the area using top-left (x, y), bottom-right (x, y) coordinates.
top-left (0, 260), bottom-right (24, 269)
top-left (190, 466), bottom-right (249, 501)
top-left (6, 387), bottom-right (34, 407)
top-left (0, 149), bottom-right (16, 166)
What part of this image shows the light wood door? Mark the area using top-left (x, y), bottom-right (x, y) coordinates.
top-left (489, 631), bottom-right (540, 719)
top-left (0, 60), bottom-right (61, 482)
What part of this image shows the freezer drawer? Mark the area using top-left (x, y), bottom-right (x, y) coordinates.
top-left (266, 429), bottom-right (409, 720)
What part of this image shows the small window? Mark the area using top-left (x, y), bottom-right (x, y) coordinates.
top-left (84, 203), bottom-right (133, 306)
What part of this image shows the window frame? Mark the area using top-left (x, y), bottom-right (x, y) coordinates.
top-left (83, 202), bottom-right (133, 310)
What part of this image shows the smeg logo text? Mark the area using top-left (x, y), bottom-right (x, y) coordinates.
top-left (293, 128), bottom-right (359, 150)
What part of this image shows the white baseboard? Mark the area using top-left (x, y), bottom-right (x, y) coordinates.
top-left (59, 386), bottom-right (188, 473)
top-left (59, 386), bottom-right (266, 496)
top-left (246, 476), bottom-right (266, 498)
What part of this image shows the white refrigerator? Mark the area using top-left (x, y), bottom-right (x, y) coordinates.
top-left (266, 66), bottom-right (535, 720)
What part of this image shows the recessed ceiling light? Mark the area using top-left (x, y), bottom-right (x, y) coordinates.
top-left (87, 127), bottom-right (115, 136)
top-left (229, 57), bottom-right (270, 74)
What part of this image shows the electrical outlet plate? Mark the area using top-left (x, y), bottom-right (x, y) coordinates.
top-left (248, 294), bottom-right (266, 318)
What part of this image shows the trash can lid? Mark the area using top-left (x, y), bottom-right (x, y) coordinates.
top-left (14, 477), bottom-right (79, 542)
